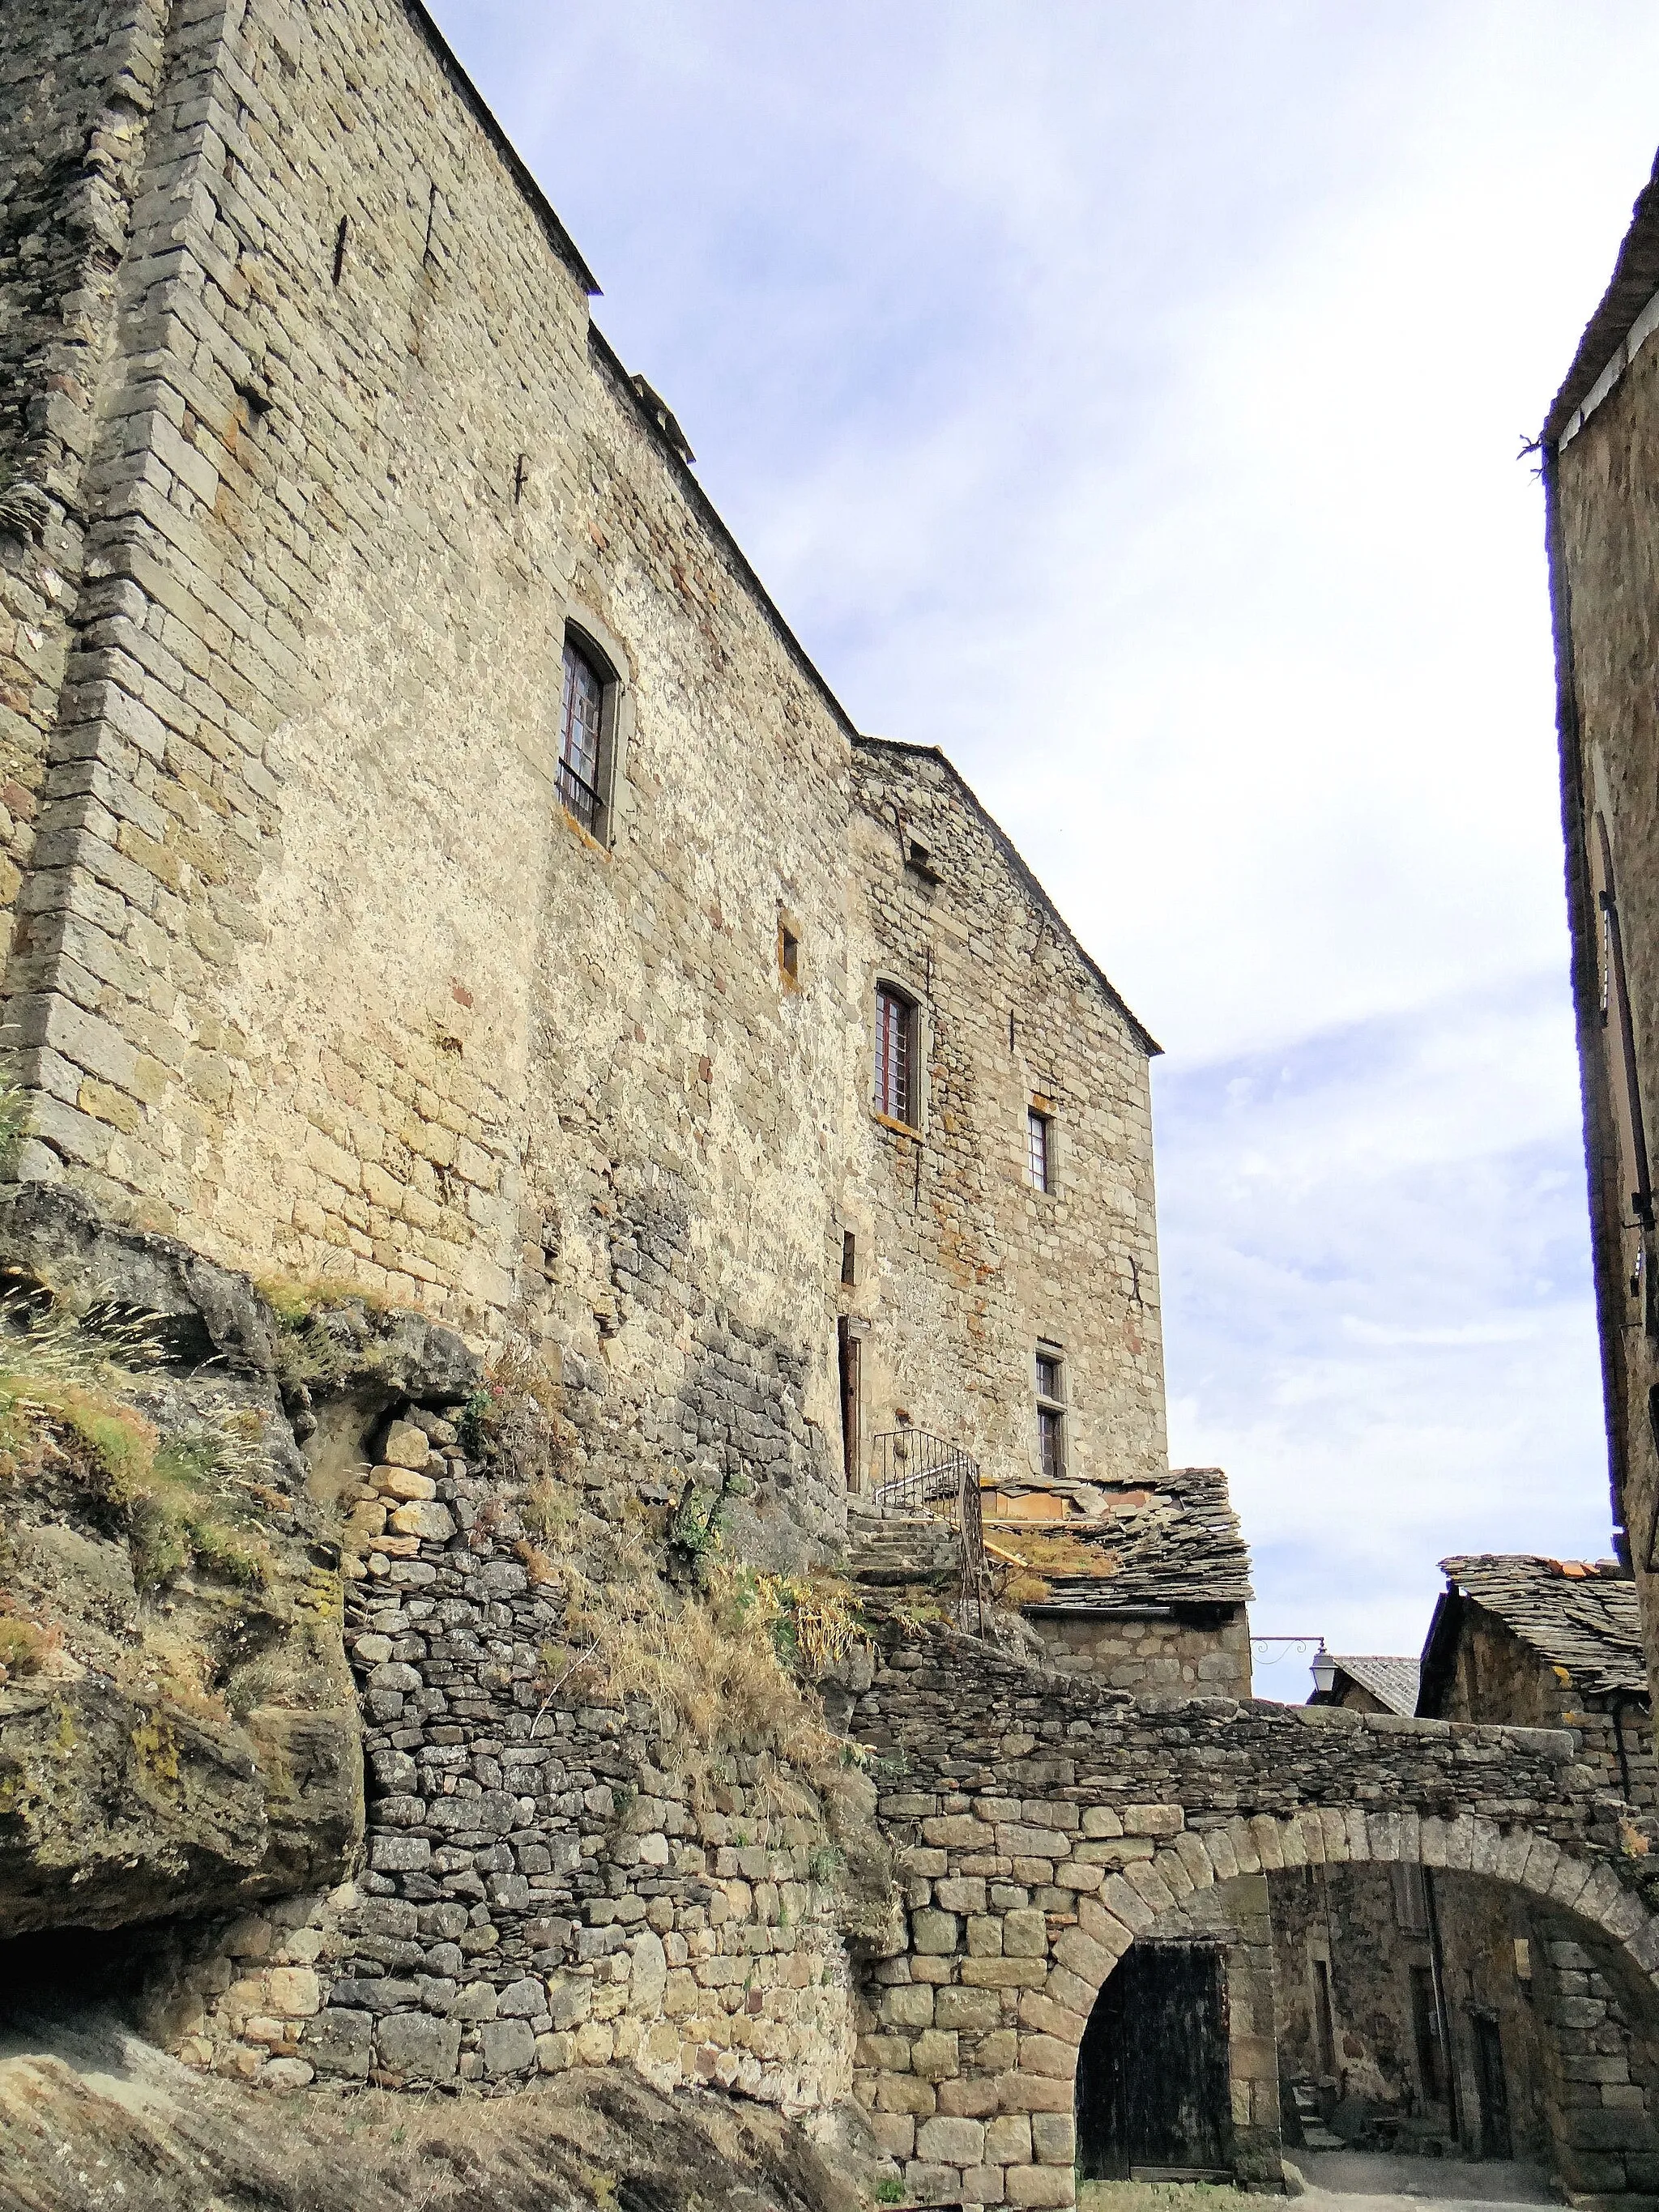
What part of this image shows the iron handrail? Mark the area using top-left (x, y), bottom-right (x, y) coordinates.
top-left (867, 1429), bottom-right (990, 1633)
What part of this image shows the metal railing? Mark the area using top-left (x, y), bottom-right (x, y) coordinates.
top-left (867, 1428), bottom-right (990, 1633)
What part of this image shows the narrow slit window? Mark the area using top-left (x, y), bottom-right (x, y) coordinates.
top-left (841, 1230), bottom-right (857, 1286)
top-left (1027, 1107), bottom-right (1051, 1192)
top-left (331, 215), bottom-right (349, 285)
top-left (558, 636), bottom-right (606, 835)
top-left (779, 924), bottom-right (799, 983)
top-left (874, 987), bottom-right (916, 1125)
top-left (1036, 1346), bottom-right (1066, 1481)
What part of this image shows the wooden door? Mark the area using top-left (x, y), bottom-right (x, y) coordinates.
top-left (1472, 2012), bottom-right (1512, 2160)
top-left (1077, 1941), bottom-right (1232, 2180)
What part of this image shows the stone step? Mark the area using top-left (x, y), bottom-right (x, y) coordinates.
top-left (846, 1509), bottom-right (962, 1587)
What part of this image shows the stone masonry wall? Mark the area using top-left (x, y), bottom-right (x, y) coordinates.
top-left (1026, 1608), bottom-right (1252, 1698)
top-left (0, 0), bottom-right (173, 974)
top-left (1436, 1607), bottom-right (1658, 1814)
top-left (845, 739), bottom-right (1166, 1497)
top-left (842, 1626), bottom-right (1659, 2210)
top-left (180, 1403), bottom-right (855, 2106)
top-left (0, 0), bottom-right (861, 1563)
top-left (1555, 328), bottom-right (1659, 1699)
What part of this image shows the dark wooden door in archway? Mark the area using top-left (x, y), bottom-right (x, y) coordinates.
top-left (1077, 1940), bottom-right (1232, 2180)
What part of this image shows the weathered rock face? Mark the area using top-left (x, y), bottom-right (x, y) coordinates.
top-left (0, 1187), bottom-right (479, 1938)
top-left (0, 2017), bottom-right (867, 2212)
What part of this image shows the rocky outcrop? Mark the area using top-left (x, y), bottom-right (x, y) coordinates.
top-left (0, 2010), bottom-right (866, 2212)
top-left (0, 1186), bottom-right (479, 1939)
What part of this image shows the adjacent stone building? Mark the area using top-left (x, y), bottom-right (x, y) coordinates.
top-left (1000, 1464), bottom-right (1253, 1696)
top-left (1273, 1559), bottom-right (1659, 2180)
top-left (1307, 1654), bottom-right (1419, 1718)
top-left (1546, 143), bottom-right (1659, 1705)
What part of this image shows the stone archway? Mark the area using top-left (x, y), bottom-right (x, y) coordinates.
top-left (852, 1649), bottom-right (1659, 2212)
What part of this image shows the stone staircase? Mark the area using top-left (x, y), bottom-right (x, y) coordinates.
top-left (846, 1498), bottom-right (962, 1587)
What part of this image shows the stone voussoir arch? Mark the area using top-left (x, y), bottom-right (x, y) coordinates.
top-left (854, 1639), bottom-right (1659, 2211)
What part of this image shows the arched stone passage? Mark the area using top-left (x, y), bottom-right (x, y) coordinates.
top-left (852, 1643), bottom-right (1659, 2212)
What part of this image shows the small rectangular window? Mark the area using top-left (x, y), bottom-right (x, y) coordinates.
top-left (1036, 1346), bottom-right (1065, 1480)
top-left (779, 924), bottom-right (799, 983)
top-left (1027, 1107), bottom-right (1051, 1192)
top-left (841, 1230), bottom-right (856, 1286)
top-left (559, 636), bottom-right (608, 835)
top-left (875, 987), bottom-right (916, 1125)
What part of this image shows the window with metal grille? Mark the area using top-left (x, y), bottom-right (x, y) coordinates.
top-left (1036, 1346), bottom-right (1065, 1480)
top-left (558, 636), bottom-right (606, 834)
top-left (1027, 1107), bottom-right (1051, 1192)
top-left (874, 987), bottom-right (916, 1125)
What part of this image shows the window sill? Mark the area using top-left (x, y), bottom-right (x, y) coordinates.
top-left (556, 802), bottom-right (612, 857)
top-left (871, 1110), bottom-right (922, 1140)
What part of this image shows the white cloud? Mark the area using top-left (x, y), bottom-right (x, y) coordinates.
top-left (431, 0), bottom-right (1653, 1661)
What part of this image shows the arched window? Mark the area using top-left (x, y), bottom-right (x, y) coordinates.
top-left (558, 633), bottom-right (609, 836)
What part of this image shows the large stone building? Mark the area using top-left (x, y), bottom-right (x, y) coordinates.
top-left (0, 0), bottom-right (1179, 1577)
top-left (14, 13), bottom-right (1659, 2212)
top-left (1547, 144), bottom-right (1659, 1703)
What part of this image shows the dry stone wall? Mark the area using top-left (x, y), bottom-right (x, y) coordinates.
top-left (1026, 1607), bottom-right (1252, 1698)
top-left (179, 1402), bottom-right (856, 2109)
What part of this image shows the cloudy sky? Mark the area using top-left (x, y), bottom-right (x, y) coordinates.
top-left (433, 0), bottom-right (1659, 1677)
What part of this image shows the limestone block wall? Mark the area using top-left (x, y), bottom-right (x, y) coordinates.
top-left (844, 739), bottom-right (1166, 1495)
top-left (1026, 1608), bottom-right (1252, 1698)
top-left (1533, 1919), bottom-right (1659, 2199)
top-left (0, 0), bottom-right (860, 1554)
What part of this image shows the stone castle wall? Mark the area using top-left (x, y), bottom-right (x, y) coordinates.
top-left (0, 0), bottom-right (1169, 1570)
top-left (0, 0), bottom-right (174, 978)
top-left (846, 741), bottom-right (1164, 1494)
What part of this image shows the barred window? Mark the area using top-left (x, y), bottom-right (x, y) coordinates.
top-left (559, 637), bottom-right (606, 834)
top-left (874, 986), bottom-right (917, 1125)
top-left (1028, 1107), bottom-right (1051, 1192)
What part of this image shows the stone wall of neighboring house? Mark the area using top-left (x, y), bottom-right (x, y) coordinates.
top-left (0, 0), bottom-right (1183, 1579)
top-left (843, 741), bottom-right (1163, 1497)
top-left (1429, 1602), bottom-right (1658, 1814)
top-left (1547, 161), bottom-right (1659, 1703)
top-left (1021, 1607), bottom-right (1252, 1699)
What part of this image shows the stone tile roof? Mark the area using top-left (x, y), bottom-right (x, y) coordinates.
top-left (992, 1464), bottom-right (1252, 1613)
top-left (1323, 1655), bottom-right (1421, 1717)
top-left (1546, 143), bottom-right (1659, 445)
top-left (1439, 1555), bottom-right (1648, 1702)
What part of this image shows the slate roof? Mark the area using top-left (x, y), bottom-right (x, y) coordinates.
top-left (1320, 1655), bottom-right (1421, 1718)
top-left (1546, 144), bottom-right (1659, 445)
top-left (997, 1464), bottom-right (1253, 1614)
top-left (1436, 1555), bottom-right (1648, 1703)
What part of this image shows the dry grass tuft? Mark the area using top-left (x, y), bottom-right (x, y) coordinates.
top-left (0, 1295), bottom-right (275, 1591)
top-left (0, 1606), bottom-right (59, 1680)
